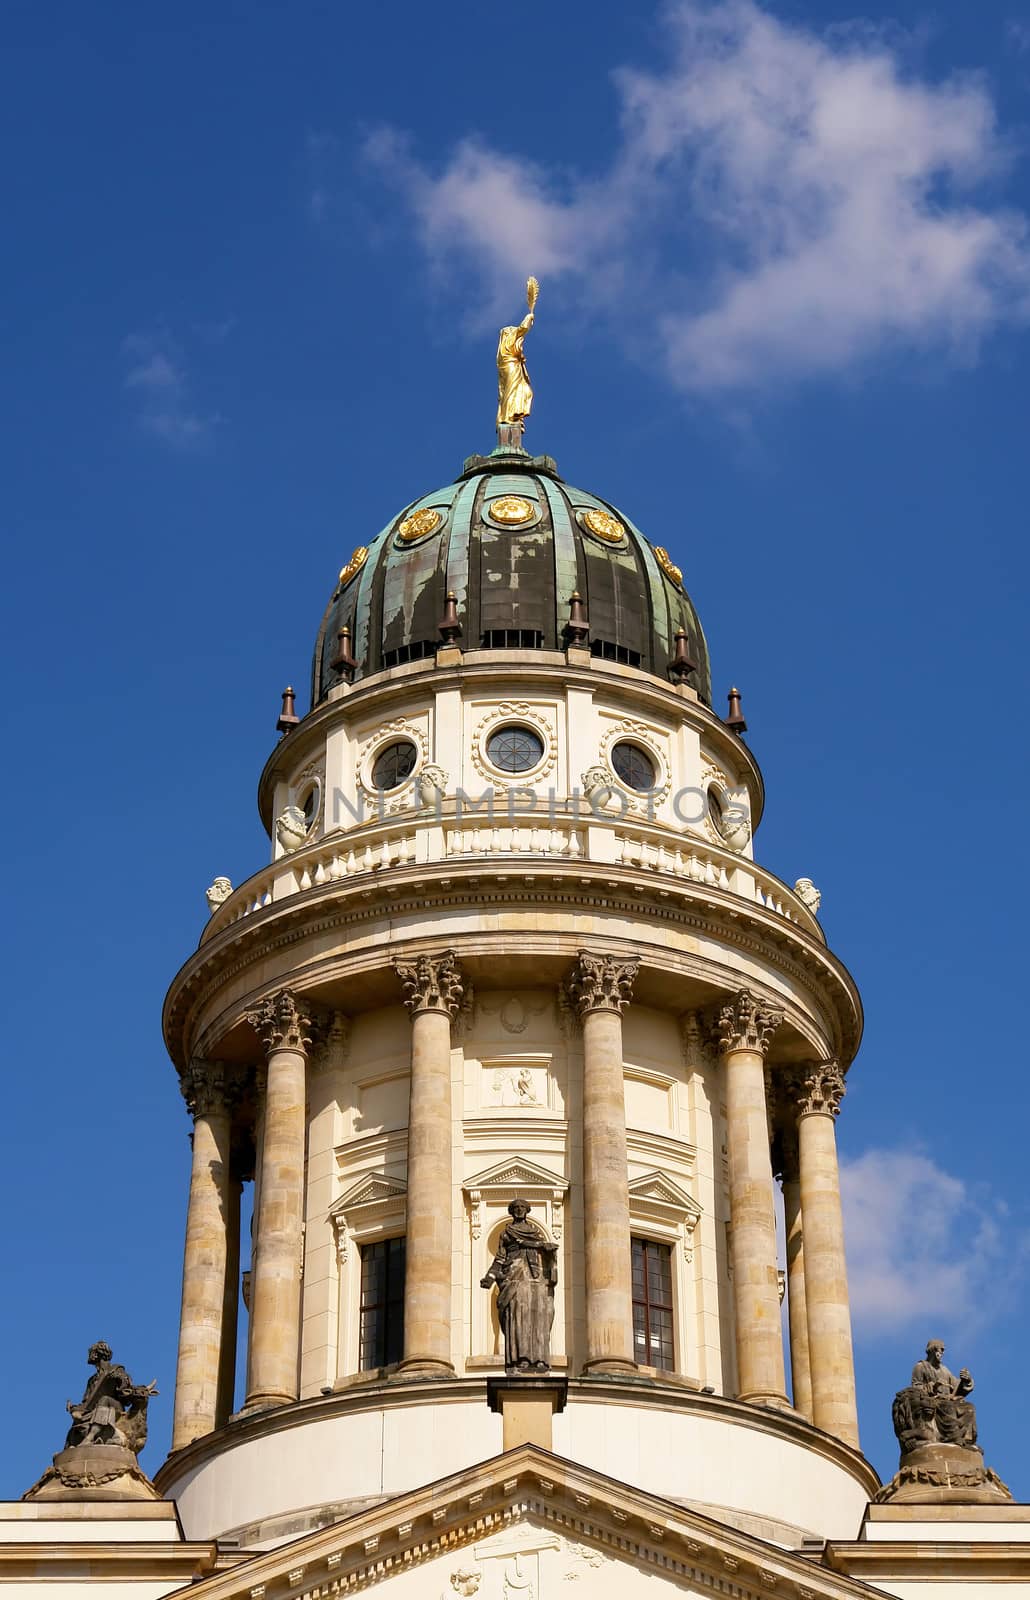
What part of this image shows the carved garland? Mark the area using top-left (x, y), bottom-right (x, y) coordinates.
top-left (597, 718), bottom-right (672, 812)
top-left (469, 701), bottom-right (559, 790)
top-left (356, 716), bottom-right (429, 815)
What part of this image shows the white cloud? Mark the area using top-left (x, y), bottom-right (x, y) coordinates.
top-left (364, 0), bottom-right (1030, 392)
top-left (122, 332), bottom-right (219, 450)
top-left (841, 1147), bottom-right (1025, 1338)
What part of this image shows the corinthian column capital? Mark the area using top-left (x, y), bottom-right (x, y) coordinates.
top-left (247, 989), bottom-right (322, 1054)
top-left (785, 1061), bottom-right (846, 1118)
top-left (566, 951), bottom-right (639, 1017)
top-left (394, 951), bottom-right (465, 1017)
top-left (180, 1059), bottom-right (240, 1119)
top-left (717, 989), bottom-right (784, 1057)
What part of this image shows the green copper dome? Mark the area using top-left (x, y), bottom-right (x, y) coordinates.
top-left (311, 447), bottom-right (711, 704)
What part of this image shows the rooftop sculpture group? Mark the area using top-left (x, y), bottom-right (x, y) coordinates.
top-left (24, 1343), bottom-right (160, 1502)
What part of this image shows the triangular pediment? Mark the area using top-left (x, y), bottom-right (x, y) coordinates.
top-left (463, 1157), bottom-right (569, 1193)
top-left (164, 1445), bottom-right (883, 1600)
top-left (628, 1170), bottom-right (701, 1217)
top-left (328, 1173), bottom-right (407, 1220)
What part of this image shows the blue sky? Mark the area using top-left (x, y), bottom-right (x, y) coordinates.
top-left (2, 0), bottom-right (1030, 1500)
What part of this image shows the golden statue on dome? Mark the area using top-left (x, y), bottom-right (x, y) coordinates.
top-left (496, 276), bottom-right (538, 445)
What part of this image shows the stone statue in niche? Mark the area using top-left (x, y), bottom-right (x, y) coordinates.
top-left (481, 1200), bottom-right (558, 1373)
top-left (876, 1338), bottom-right (1011, 1504)
top-left (64, 1342), bottom-right (158, 1454)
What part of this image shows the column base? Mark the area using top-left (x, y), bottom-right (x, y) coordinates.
top-left (237, 1392), bottom-right (294, 1415)
top-left (582, 1357), bottom-right (639, 1377)
top-left (395, 1356), bottom-right (456, 1379)
top-left (488, 1376), bottom-right (568, 1451)
top-left (737, 1390), bottom-right (793, 1410)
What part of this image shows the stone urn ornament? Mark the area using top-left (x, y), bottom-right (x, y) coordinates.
top-left (276, 804), bottom-right (309, 853)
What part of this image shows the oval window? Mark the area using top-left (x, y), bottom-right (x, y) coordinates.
top-left (372, 740), bottom-right (418, 791)
top-left (300, 784), bottom-right (320, 828)
top-left (485, 725), bottom-right (545, 774)
top-left (707, 785), bottom-right (727, 836)
top-left (611, 741), bottom-right (657, 791)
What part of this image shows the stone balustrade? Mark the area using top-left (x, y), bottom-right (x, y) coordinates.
top-left (202, 809), bottom-right (822, 944)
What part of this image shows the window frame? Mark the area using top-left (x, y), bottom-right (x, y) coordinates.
top-left (358, 1235), bottom-right (407, 1372)
top-left (631, 1234), bottom-right (676, 1373)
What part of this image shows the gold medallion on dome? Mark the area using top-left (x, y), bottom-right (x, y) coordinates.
top-left (654, 546), bottom-right (683, 588)
top-left (579, 508), bottom-right (626, 544)
top-left (397, 507), bottom-right (443, 543)
top-left (487, 494), bottom-right (536, 526)
top-left (338, 545), bottom-right (368, 588)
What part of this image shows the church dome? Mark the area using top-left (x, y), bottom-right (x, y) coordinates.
top-left (311, 445), bottom-right (712, 705)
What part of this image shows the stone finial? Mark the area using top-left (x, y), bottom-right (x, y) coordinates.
top-left (276, 685), bottom-right (300, 734)
top-left (565, 591), bottom-right (589, 646)
top-left (275, 804), bottom-right (308, 854)
top-left (876, 1339), bottom-right (1012, 1505)
top-left (784, 1061), bottom-right (846, 1118)
top-left (725, 686), bottom-right (747, 734)
top-left (330, 624), bottom-right (359, 678)
top-left (247, 989), bottom-right (321, 1054)
top-left (566, 951), bottom-right (640, 1017)
top-left (669, 628), bottom-right (699, 683)
top-left (394, 951), bottom-right (465, 1017)
top-left (205, 876), bottom-right (233, 913)
top-left (438, 591), bottom-right (462, 646)
top-left (179, 1059), bottom-right (242, 1119)
top-left (794, 877), bottom-right (822, 915)
top-left (716, 989), bottom-right (783, 1056)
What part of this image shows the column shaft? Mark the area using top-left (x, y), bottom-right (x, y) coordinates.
top-left (798, 1093), bottom-right (859, 1446)
top-left (782, 1169), bottom-right (812, 1420)
top-left (215, 1175), bottom-right (242, 1427)
top-left (401, 1007), bottom-right (455, 1373)
top-left (395, 953), bottom-right (462, 1378)
top-left (568, 952), bottom-right (639, 1376)
top-left (245, 1019), bottom-right (309, 1407)
top-left (172, 1082), bottom-right (232, 1451)
top-left (582, 1006), bottom-right (636, 1372)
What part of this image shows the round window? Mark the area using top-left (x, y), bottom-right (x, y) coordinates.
top-left (611, 741), bottom-right (657, 791)
top-left (372, 740), bottom-right (418, 791)
top-left (486, 725), bottom-right (545, 774)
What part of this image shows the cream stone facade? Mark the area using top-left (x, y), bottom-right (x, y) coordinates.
top-left (4, 429), bottom-right (1025, 1599)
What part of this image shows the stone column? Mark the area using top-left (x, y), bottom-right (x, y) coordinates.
top-left (717, 989), bottom-right (788, 1407)
top-left (567, 951), bottom-right (639, 1375)
top-left (395, 951), bottom-right (464, 1377)
top-left (215, 1171), bottom-right (242, 1427)
top-left (244, 990), bottom-right (316, 1409)
top-left (172, 1062), bottom-right (235, 1451)
top-left (789, 1062), bottom-right (859, 1447)
top-left (778, 1123), bottom-right (812, 1421)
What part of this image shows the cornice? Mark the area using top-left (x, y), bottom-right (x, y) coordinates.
top-left (256, 653), bottom-right (765, 834)
top-left (163, 866), bottom-right (861, 1072)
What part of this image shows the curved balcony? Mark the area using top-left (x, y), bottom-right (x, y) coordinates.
top-left (202, 807), bottom-right (823, 947)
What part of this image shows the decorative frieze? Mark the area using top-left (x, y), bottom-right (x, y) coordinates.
top-left (716, 988), bottom-right (783, 1056)
top-left (784, 1061), bottom-right (846, 1118)
top-left (246, 989), bottom-right (322, 1054)
top-left (395, 950), bottom-right (465, 1017)
top-left (565, 951), bottom-right (639, 1017)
